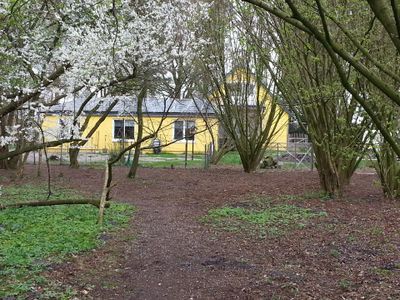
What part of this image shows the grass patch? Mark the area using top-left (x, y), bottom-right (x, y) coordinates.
top-left (203, 202), bottom-right (326, 237)
top-left (139, 158), bottom-right (204, 168)
top-left (220, 151), bottom-right (242, 165)
top-left (0, 184), bottom-right (134, 299)
top-left (144, 152), bottom-right (181, 159)
top-left (0, 184), bottom-right (87, 205)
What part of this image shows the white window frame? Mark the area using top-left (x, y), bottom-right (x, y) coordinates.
top-left (173, 120), bottom-right (195, 143)
top-left (112, 119), bottom-right (135, 142)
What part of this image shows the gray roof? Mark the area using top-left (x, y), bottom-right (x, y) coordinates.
top-left (48, 96), bottom-right (215, 116)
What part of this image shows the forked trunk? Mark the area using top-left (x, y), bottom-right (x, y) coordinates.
top-left (314, 148), bottom-right (352, 198)
top-left (241, 155), bottom-right (262, 173)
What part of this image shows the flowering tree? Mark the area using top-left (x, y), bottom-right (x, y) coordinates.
top-left (0, 0), bottom-right (208, 170)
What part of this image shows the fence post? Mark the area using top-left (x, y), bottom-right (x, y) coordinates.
top-left (191, 140), bottom-right (194, 160)
top-left (60, 144), bottom-right (63, 165)
top-left (277, 143), bottom-right (280, 162)
top-left (185, 139), bottom-right (188, 168)
top-left (311, 145), bottom-right (314, 171)
top-left (204, 144), bottom-right (208, 169)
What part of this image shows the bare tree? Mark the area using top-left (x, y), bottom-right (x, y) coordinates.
top-left (262, 23), bottom-right (373, 196)
top-left (242, 0), bottom-right (400, 158)
top-left (198, 1), bottom-right (287, 172)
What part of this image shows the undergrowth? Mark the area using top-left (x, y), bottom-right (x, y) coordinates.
top-left (0, 184), bottom-right (134, 299)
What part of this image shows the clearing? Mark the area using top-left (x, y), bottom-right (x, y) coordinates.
top-left (0, 165), bottom-right (399, 299)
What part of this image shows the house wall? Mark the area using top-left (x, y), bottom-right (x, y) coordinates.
top-left (43, 114), bottom-right (220, 154)
top-left (269, 111), bottom-right (289, 149)
top-left (213, 69), bottom-right (290, 150)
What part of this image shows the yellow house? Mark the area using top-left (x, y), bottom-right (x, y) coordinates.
top-left (42, 72), bottom-right (289, 155)
top-left (43, 97), bottom-right (220, 154)
top-left (210, 68), bottom-right (290, 149)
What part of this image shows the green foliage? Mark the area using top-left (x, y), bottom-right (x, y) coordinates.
top-left (139, 158), bottom-right (204, 168)
top-left (0, 184), bottom-right (134, 299)
top-left (330, 248), bottom-right (341, 258)
top-left (219, 151), bottom-right (242, 165)
top-left (338, 279), bottom-right (353, 291)
top-left (203, 202), bottom-right (326, 237)
top-left (0, 184), bottom-right (86, 205)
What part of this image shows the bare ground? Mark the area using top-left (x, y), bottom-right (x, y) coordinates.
top-left (1, 165), bottom-right (399, 299)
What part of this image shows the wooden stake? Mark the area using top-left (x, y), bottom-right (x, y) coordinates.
top-left (97, 162), bottom-right (109, 225)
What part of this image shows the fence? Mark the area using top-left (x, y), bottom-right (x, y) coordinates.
top-left (28, 138), bottom-right (315, 170)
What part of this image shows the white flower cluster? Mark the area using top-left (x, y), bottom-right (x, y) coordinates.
top-left (0, 0), bottom-right (209, 149)
top-left (0, 136), bottom-right (18, 147)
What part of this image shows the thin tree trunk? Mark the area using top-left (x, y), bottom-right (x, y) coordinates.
top-left (15, 152), bottom-right (29, 178)
top-left (69, 148), bottom-right (80, 168)
top-left (128, 143), bottom-right (141, 178)
top-left (98, 163), bottom-right (110, 225)
top-left (0, 199), bottom-right (109, 210)
top-left (211, 140), bottom-right (234, 165)
top-left (128, 85), bottom-right (147, 179)
top-left (0, 146), bottom-right (8, 169)
top-left (37, 149), bottom-right (42, 177)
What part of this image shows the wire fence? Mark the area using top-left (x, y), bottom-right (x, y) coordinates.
top-left (27, 139), bottom-right (315, 170)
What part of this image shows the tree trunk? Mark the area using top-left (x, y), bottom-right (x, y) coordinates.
top-left (37, 149), bottom-right (42, 177)
top-left (68, 99), bottom-right (119, 169)
top-left (241, 155), bottom-right (262, 173)
top-left (7, 155), bottom-right (20, 170)
top-left (0, 199), bottom-right (109, 210)
top-left (374, 142), bottom-right (400, 199)
top-left (128, 145), bottom-right (141, 178)
top-left (128, 85), bottom-right (146, 179)
top-left (98, 163), bottom-right (110, 225)
top-left (0, 146), bottom-right (8, 169)
top-left (0, 116), bottom-right (9, 169)
top-left (15, 152), bottom-right (29, 178)
top-left (313, 146), bottom-right (351, 198)
top-left (105, 162), bottom-right (113, 201)
top-left (69, 147), bottom-right (80, 168)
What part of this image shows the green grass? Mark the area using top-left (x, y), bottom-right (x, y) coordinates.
top-left (143, 152), bottom-right (181, 158)
top-left (0, 184), bottom-right (134, 299)
top-left (203, 200), bottom-right (326, 237)
top-left (219, 151), bottom-right (242, 165)
top-left (139, 158), bottom-right (205, 168)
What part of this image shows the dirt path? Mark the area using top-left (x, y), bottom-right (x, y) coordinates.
top-left (48, 166), bottom-right (322, 299)
top-left (3, 165), bottom-right (399, 299)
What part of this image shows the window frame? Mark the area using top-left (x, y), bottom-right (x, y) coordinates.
top-left (112, 119), bottom-right (135, 142)
top-left (173, 120), bottom-right (196, 143)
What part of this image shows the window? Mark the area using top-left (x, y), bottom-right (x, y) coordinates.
top-left (174, 120), bottom-right (196, 141)
top-left (113, 119), bottom-right (134, 140)
top-left (174, 120), bottom-right (184, 140)
top-left (185, 120), bottom-right (195, 141)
